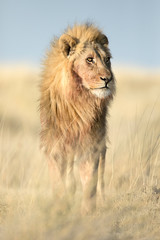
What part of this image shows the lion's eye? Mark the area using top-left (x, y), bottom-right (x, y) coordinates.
top-left (86, 57), bottom-right (94, 63)
top-left (105, 57), bottom-right (110, 63)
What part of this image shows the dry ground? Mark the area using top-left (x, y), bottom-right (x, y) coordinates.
top-left (0, 64), bottom-right (160, 240)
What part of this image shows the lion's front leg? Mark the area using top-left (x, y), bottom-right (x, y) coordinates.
top-left (48, 156), bottom-right (67, 198)
top-left (49, 152), bottom-right (76, 202)
top-left (79, 155), bottom-right (99, 214)
top-left (65, 153), bottom-right (76, 202)
top-left (97, 149), bottom-right (106, 205)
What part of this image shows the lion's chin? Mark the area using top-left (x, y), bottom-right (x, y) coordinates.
top-left (90, 88), bottom-right (112, 99)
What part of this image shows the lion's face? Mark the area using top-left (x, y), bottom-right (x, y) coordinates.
top-left (59, 33), bottom-right (115, 99)
top-left (73, 44), bottom-right (115, 98)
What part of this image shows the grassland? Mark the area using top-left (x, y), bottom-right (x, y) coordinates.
top-left (0, 64), bottom-right (160, 239)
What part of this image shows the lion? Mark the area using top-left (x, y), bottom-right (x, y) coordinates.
top-left (40, 23), bottom-right (116, 214)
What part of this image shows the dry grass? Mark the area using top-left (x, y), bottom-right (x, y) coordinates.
top-left (0, 64), bottom-right (160, 239)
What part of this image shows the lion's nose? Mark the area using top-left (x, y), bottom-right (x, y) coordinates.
top-left (100, 76), bottom-right (111, 84)
top-left (100, 77), bottom-right (107, 81)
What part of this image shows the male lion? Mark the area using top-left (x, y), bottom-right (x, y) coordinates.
top-left (40, 23), bottom-right (116, 214)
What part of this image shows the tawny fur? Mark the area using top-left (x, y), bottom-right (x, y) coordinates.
top-left (40, 23), bottom-right (115, 214)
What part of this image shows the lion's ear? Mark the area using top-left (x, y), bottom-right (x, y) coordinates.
top-left (96, 34), bottom-right (109, 46)
top-left (59, 34), bottom-right (78, 57)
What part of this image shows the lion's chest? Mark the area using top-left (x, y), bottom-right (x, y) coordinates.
top-left (54, 109), bottom-right (106, 151)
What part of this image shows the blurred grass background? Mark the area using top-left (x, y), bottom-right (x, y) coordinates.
top-left (0, 65), bottom-right (160, 239)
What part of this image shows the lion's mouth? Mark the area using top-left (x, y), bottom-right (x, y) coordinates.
top-left (90, 85), bottom-right (110, 90)
top-left (90, 86), bottom-right (109, 90)
top-left (90, 79), bottom-right (112, 90)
